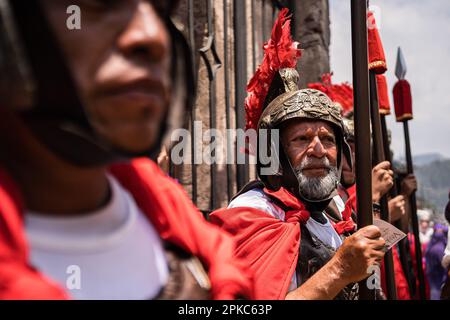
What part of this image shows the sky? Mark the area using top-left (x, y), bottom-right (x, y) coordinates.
top-left (329, 0), bottom-right (450, 160)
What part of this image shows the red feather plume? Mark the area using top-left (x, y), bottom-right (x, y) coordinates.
top-left (308, 73), bottom-right (354, 115)
top-left (244, 8), bottom-right (301, 131)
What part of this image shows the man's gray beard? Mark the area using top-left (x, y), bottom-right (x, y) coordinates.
top-left (294, 157), bottom-right (339, 201)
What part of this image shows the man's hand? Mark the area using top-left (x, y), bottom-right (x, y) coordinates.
top-left (157, 146), bottom-right (170, 174)
top-left (332, 225), bottom-right (386, 284)
top-left (372, 161), bottom-right (394, 203)
top-left (285, 226), bottom-right (386, 300)
top-left (388, 195), bottom-right (406, 223)
top-left (401, 174), bottom-right (417, 197)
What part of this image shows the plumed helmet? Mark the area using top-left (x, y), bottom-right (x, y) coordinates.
top-left (244, 9), bottom-right (352, 202)
top-left (255, 69), bottom-right (350, 199)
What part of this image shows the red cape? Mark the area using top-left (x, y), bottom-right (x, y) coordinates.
top-left (0, 158), bottom-right (253, 300)
top-left (210, 187), bottom-right (355, 300)
top-left (407, 233), bottom-right (431, 300)
top-left (380, 245), bottom-right (411, 299)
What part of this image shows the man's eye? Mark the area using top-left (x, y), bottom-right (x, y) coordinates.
top-left (293, 136), bottom-right (309, 143)
top-left (323, 136), bottom-right (336, 144)
top-left (80, 0), bottom-right (169, 16)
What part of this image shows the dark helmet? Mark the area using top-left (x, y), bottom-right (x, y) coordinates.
top-left (342, 111), bottom-right (355, 142)
top-left (0, 0), bottom-right (195, 166)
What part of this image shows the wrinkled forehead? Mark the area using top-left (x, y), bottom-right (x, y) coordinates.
top-left (280, 118), bottom-right (336, 138)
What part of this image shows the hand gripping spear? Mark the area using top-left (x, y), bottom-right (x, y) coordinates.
top-left (367, 8), bottom-right (397, 300)
top-left (393, 47), bottom-right (426, 300)
top-left (350, 0), bottom-right (375, 300)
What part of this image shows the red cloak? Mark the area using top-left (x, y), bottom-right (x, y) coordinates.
top-left (210, 187), bottom-right (355, 300)
top-left (0, 158), bottom-right (253, 300)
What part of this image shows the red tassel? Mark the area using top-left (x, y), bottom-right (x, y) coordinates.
top-left (244, 8), bottom-right (301, 131)
top-left (393, 79), bottom-right (413, 121)
top-left (376, 74), bottom-right (391, 115)
top-left (368, 11), bottom-right (387, 74)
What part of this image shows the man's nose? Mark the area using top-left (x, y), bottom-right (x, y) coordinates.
top-left (306, 136), bottom-right (327, 158)
top-left (117, 1), bottom-right (169, 63)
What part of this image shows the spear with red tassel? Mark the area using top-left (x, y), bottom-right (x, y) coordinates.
top-left (366, 8), bottom-right (397, 300)
top-left (393, 47), bottom-right (426, 300)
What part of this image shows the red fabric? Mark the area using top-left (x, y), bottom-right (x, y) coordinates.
top-left (332, 200), bottom-right (357, 234)
top-left (308, 73), bottom-right (354, 115)
top-left (346, 185), bottom-right (357, 212)
top-left (377, 74), bottom-right (391, 115)
top-left (210, 187), bottom-right (355, 299)
top-left (245, 8), bottom-right (301, 131)
top-left (393, 79), bottom-right (413, 121)
top-left (408, 233), bottom-right (430, 300)
top-left (264, 188), bottom-right (355, 235)
top-left (0, 158), bottom-right (254, 300)
top-left (0, 169), bottom-right (68, 299)
top-left (346, 184), bottom-right (414, 299)
top-left (210, 188), bottom-right (309, 300)
top-left (380, 245), bottom-right (411, 300)
top-left (367, 11), bottom-right (387, 74)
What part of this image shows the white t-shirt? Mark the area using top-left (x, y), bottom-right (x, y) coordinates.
top-left (24, 175), bottom-right (169, 300)
top-left (229, 188), bottom-right (344, 290)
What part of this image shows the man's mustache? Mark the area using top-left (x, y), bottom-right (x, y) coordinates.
top-left (294, 157), bottom-right (333, 174)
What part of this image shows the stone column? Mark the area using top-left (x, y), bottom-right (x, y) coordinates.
top-left (293, 0), bottom-right (331, 88)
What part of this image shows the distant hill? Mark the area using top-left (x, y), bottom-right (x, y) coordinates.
top-left (414, 159), bottom-right (450, 214)
top-left (398, 153), bottom-right (445, 166)
top-left (413, 153), bottom-right (445, 166)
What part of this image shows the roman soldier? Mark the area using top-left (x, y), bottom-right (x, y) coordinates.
top-left (0, 0), bottom-right (253, 299)
top-left (210, 9), bottom-right (386, 300)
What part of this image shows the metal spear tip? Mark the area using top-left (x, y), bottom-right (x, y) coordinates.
top-left (395, 47), bottom-right (407, 80)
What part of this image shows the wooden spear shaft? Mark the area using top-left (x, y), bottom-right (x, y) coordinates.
top-left (369, 71), bottom-right (397, 300)
top-left (351, 0), bottom-right (375, 300)
top-left (380, 115), bottom-right (416, 296)
top-left (403, 121), bottom-right (427, 300)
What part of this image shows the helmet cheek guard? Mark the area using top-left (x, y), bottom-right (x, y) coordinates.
top-left (0, 0), bottom-right (36, 111)
top-left (0, 0), bottom-right (195, 166)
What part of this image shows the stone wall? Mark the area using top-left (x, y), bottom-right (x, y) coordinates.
top-left (173, 0), bottom-right (330, 212)
top-left (293, 0), bottom-right (331, 88)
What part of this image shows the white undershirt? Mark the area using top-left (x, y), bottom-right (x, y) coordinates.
top-left (229, 188), bottom-right (344, 290)
top-left (24, 175), bottom-right (169, 300)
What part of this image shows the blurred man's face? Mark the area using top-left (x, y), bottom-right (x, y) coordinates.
top-left (420, 219), bottom-right (430, 232)
top-left (40, 0), bottom-right (172, 153)
top-left (341, 141), bottom-right (355, 187)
